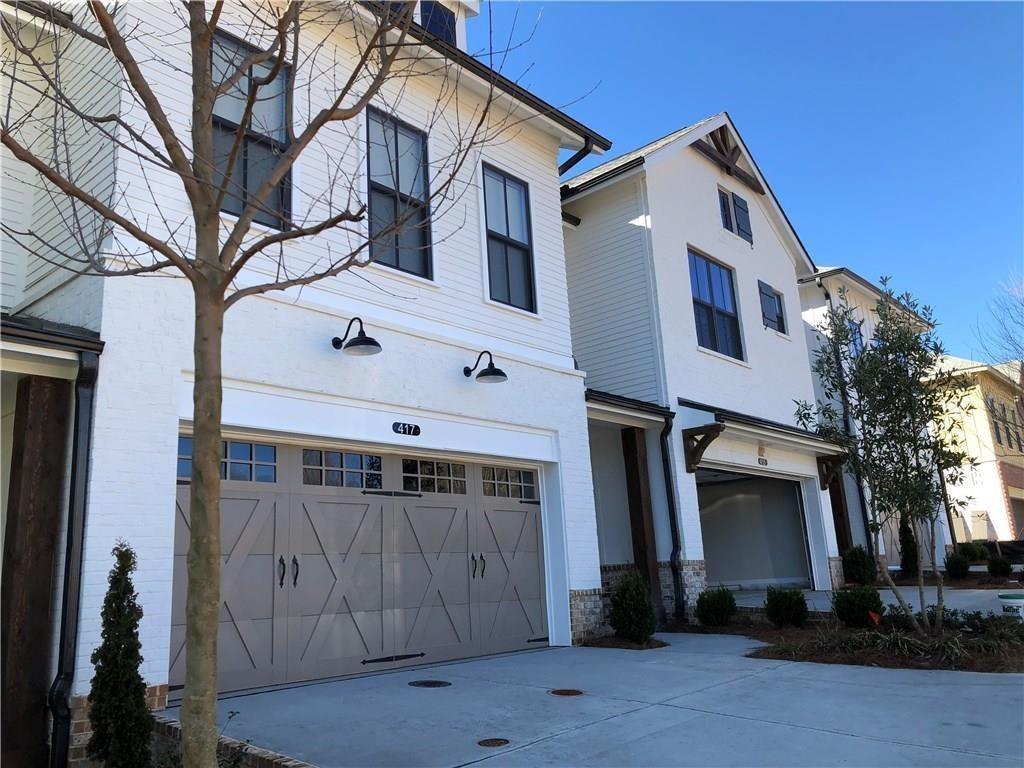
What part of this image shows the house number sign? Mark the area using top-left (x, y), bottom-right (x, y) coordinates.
top-left (392, 422), bottom-right (421, 436)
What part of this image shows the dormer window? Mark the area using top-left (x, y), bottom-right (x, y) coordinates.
top-left (719, 188), bottom-right (752, 244)
top-left (420, 1), bottom-right (456, 45)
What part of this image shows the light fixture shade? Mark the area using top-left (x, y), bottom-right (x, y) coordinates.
top-left (475, 362), bottom-right (508, 383)
top-left (342, 330), bottom-right (382, 356)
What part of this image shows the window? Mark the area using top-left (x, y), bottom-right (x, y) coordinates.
top-left (989, 397), bottom-right (1002, 445)
top-left (483, 165), bottom-right (535, 312)
top-left (757, 281), bottom-right (786, 333)
top-left (482, 466), bottom-right (536, 499)
top-left (177, 437), bottom-right (276, 483)
top-left (302, 449), bottom-right (383, 488)
top-left (689, 250), bottom-right (743, 360)
top-left (402, 458), bottom-right (467, 494)
top-left (718, 189), bottom-right (752, 244)
top-left (1008, 406), bottom-right (1023, 452)
top-left (420, 1), bottom-right (456, 44)
top-left (212, 33), bottom-right (290, 229)
top-left (848, 320), bottom-right (865, 358)
top-left (367, 109), bottom-right (431, 277)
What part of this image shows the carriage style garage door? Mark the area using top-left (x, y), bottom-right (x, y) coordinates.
top-left (169, 440), bottom-right (547, 693)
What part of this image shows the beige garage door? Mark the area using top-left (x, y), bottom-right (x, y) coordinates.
top-left (170, 441), bottom-right (547, 693)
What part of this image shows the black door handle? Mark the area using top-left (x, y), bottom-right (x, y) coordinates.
top-left (292, 555), bottom-right (299, 587)
top-left (471, 554), bottom-right (477, 579)
top-left (278, 556), bottom-right (286, 588)
top-left (480, 553), bottom-right (486, 579)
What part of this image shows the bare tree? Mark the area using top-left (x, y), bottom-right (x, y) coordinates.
top-left (978, 273), bottom-right (1024, 431)
top-left (1, 2), bottom-right (531, 763)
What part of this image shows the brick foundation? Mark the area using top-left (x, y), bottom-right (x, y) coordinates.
top-left (152, 715), bottom-right (314, 768)
top-left (595, 559), bottom-right (708, 630)
top-left (68, 684), bottom-right (168, 765)
top-left (569, 587), bottom-right (607, 643)
top-left (828, 556), bottom-right (845, 590)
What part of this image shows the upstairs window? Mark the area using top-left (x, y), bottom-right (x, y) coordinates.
top-left (212, 32), bottom-right (290, 229)
top-left (689, 250), bottom-right (743, 360)
top-left (420, 1), bottom-right (456, 45)
top-left (758, 281), bottom-right (786, 334)
top-left (719, 188), bottom-right (752, 244)
top-left (989, 396), bottom-right (1002, 445)
top-left (483, 164), bottom-right (535, 312)
top-left (368, 109), bottom-right (432, 278)
top-left (848, 320), bottom-right (865, 358)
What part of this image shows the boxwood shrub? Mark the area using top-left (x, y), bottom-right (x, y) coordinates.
top-left (842, 545), bottom-right (877, 586)
top-left (988, 556), bottom-right (1013, 579)
top-left (696, 587), bottom-right (736, 627)
top-left (833, 586), bottom-right (884, 628)
top-left (944, 551), bottom-right (970, 580)
top-left (764, 586), bottom-right (809, 628)
top-left (608, 570), bottom-right (657, 644)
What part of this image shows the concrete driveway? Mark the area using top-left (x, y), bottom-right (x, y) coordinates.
top-left (169, 634), bottom-right (1023, 767)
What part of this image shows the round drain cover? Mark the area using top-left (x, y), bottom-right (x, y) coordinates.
top-left (478, 738), bottom-right (510, 748)
top-left (549, 688), bottom-right (584, 697)
top-left (408, 680), bottom-right (451, 688)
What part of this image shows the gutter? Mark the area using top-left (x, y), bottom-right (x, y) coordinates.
top-left (660, 413), bottom-right (685, 621)
top-left (47, 351), bottom-right (100, 768)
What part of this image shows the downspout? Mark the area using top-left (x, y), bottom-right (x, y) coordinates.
top-left (48, 351), bottom-right (99, 768)
top-left (558, 137), bottom-right (594, 177)
top-left (660, 412), bottom-right (685, 621)
top-left (819, 278), bottom-right (872, 545)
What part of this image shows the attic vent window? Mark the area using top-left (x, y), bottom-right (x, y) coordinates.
top-left (421, 1), bottom-right (456, 45)
top-left (719, 188), bottom-right (753, 244)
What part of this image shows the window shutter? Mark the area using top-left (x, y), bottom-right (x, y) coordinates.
top-left (733, 194), bottom-right (753, 243)
top-left (718, 190), bottom-right (732, 232)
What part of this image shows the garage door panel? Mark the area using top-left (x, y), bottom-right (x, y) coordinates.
top-left (395, 602), bottom-right (473, 655)
top-left (222, 554), bottom-right (277, 620)
top-left (292, 498), bottom-right (384, 555)
top-left (287, 608), bottom-right (388, 680)
top-left (393, 503), bottom-right (469, 554)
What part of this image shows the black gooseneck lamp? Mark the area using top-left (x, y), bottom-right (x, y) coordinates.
top-left (463, 350), bottom-right (508, 384)
top-left (332, 317), bottom-right (382, 356)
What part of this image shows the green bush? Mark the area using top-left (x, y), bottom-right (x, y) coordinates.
top-left (958, 541), bottom-right (988, 561)
top-left (88, 542), bottom-right (151, 768)
top-left (832, 586), bottom-right (884, 628)
top-left (764, 586), bottom-right (809, 628)
top-left (944, 551), bottom-right (970, 580)
top-left (608, 570), bottom-right (657, 644)
top-left (898, 517), bottom-right (919, 578)
top-left (696, 587), bottom-right (737, 627)
top-left (988, 556), bottom-right (1013, 578)
top-left (842, 545), bottom-right (877, 586)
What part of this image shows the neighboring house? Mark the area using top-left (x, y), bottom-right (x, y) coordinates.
top-left (939, 356), bottom-right (1024, 542)
top-left (562, 113), bottom-right (847, 625)
top-left (798, 267), bottom-right (956, 568)
top-left (1, 2), bottom-right (612, 764)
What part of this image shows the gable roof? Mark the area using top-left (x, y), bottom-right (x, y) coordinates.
top-left (560, 112), bottom-right (816, 275)
top-left (799, 266), bottom-right (934, 329)
top-left (942, 355), bottom-right (1023, 392)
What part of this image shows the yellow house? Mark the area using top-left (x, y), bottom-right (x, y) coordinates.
top-left (942, 356), bottom-right (1024, 541)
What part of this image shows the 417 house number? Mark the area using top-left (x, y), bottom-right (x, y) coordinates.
top-left (392, 422), bottom-right (421, 437)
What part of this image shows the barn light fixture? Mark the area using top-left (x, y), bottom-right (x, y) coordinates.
top-left (332, 317), bottom-right (382, 356)
top-left (463, 351), bottom-right (507, 384)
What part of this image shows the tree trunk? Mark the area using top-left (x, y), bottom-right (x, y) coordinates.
top-left (931, 516), bottom-right (945, 635)
top-left (914, 525), bottom-right (930, 633)
top-left (180, 282), bottom-right (224, 768)
top-left (874, 525), bottom-right (922, 634)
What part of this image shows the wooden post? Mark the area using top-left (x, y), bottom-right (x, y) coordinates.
top-left (2, 375), bottom-right (73, 767)
top-left (621, 427), bottom-right (663, 622)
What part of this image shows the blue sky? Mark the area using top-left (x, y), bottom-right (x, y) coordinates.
top-left (468, 1), bottom-right (1024, 359)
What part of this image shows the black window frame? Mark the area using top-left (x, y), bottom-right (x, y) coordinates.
top-left (718, 187), bottom-right (753, 244)
top-left (366, 106), bottom-right (433, 279)
top-left (482, 162), bottom-right (536, 313)
top-left (989, 396), bottom-right (1002, 445)
top-left (211, 30), bottom-right (292, 231)
top-left (848, 319), bottom-right (865, 358)
top-left (420, 0), bottom-right (456, 45)
top-left (688, 249), bottom-right (744, 360)
top-left (757, 280), bottom-right (786, 334)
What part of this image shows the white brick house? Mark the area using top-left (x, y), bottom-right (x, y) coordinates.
top-left (562, 113), bottom-right (847, 619)
top-left (0, 2), bottom-right (611, 762)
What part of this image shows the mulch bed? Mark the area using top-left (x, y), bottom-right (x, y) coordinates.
top-left (583, 636), bottom-right (669, 651)
top-left (879, 573), bottom-right (1021, 590)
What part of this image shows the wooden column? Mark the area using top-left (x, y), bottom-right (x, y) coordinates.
top-left (621, 427), bottom-right (663, 621)
top-left (2, 374), bottom-right (73, 767)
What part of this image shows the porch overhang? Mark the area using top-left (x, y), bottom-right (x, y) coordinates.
top-left (586, 389), bottom-right (672, 428)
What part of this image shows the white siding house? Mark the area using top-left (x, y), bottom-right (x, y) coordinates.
top-left (563, 113), bottom-right (847, 617)
top-left (1, 3), bottom-right (612, 762)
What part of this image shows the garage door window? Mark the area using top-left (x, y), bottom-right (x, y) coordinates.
top-left (481, 466), bottom-right (536, 499)
top-left (177, 437), bottom-right (276, 483)
top-left (402, 458), bottom-right (467, 494)
top-left (302, 449), bottom-right (383, 488)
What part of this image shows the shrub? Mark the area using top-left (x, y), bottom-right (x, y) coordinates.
top-left (696, 587), bottom-right (736, 627)
top-left (958, 541), bottom-right (988, 562)
top-left (944, 551), bottom-right (970, 580)
top-left (898, 516), bottom-right (919, 578)
top-left (842, 545), bottom-right (877, 586)
top-left (833, 586), bottom-right (884, 628)
top-left (88, 542), bottom-right (151, 768)
top-left (764, 586), bottom-right (809, 628)
top-left (988, 556), bottom-right (1013, 578)
top-left (608, 570), bottom-right (657, 644)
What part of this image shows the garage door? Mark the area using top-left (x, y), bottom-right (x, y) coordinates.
top-left (170, 441), bottom-right (546, 692)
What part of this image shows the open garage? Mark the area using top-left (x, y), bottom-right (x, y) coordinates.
top-left (696, 468), bottom-right (812, 589)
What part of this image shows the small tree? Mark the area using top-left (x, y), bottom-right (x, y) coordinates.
top-left (797, 280), bottom-right (972, 636)
top-left (897, 515), bottom-right (918, 578)
top-left (88, 542), bottom-right (152, 768)
top-left (608, 571), bottom-right (657, 644)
